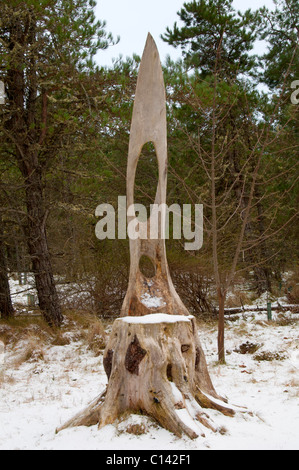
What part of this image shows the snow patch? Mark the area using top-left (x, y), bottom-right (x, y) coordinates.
top-left (175, 409), bottom-right (203, 437)
top-left (140, 293), bottom-right (166, 308)
top-left (120, 314), bottom-right (194, 324)
top-left (170, 382), bottom-right (184, 404)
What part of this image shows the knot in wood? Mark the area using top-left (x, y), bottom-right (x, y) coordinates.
top-left (125, 335), bottom-right (147, 375)
top-left (103, 349), bottom-right (114, 380)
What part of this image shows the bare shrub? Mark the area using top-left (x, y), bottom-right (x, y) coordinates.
top-left (285, 270), bottom-right (299, 304)
top-left (234, 341), bottom-right (261, 354)
top-left (287, 285), bottom-right (299, 304)
top-left (57, 243), bottom-right (130, 320)
top-left (254, 350), bottom-right (287, 362)
top-left (226, 289), bottom-right (253, 308)
top-left (170, 264), bottom-right (215, 318)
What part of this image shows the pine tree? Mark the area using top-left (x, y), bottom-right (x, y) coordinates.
top-left (258, 0), bottom-right (299, 89)
top-left (0, 214), bottom-right (14, 319)
top-left (162, 0), bottom-right (298, 363)
top-left (161, 0), bottom-right (258, 78)
top-left (0, 0), bottom-right (116, 326)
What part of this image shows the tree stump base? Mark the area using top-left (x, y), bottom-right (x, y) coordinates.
top-left (57, 314), bottom-right (244, 439)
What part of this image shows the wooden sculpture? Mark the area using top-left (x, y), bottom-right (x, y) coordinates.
top-left (57, 34), bottom-right (242, 439)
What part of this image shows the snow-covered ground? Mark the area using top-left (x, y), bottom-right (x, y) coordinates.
top-left (0, 301), bottom-right (298, 450)
top-left (8, 274), bottom-right (93, 312)
top-left (8, 274), bottom-right (37, 307)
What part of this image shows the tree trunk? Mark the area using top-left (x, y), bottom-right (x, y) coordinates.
top-left (217, 289), bottom-right (225, 364)
top-left (0, 221), bottom-right (14, 319)
top-left (5, 13), bottom-right (62, 328)
top-left (252, 191), bottom-right (273, 295)
top-left (57, 314), bottom-right (242, 438)
top-left (25, 167), bottom-right (63, 327)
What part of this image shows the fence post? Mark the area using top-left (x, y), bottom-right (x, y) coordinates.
top-left (27, 294), bottom-right (36, 307)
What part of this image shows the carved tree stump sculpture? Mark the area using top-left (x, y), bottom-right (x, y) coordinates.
top-left (57, 34), bottom-right (244, 439)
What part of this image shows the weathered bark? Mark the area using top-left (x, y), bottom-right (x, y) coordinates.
top-left (0, 221), bottom-right (14, 319)
top-left (57, 315), bottom-right (243, 438)
top-left (25, 167), bottom-right (63, 327)
top-left (217, 289), bottom-right (226, 363)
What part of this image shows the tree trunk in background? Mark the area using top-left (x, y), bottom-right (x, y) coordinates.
top-left (217, 289), bottom-right (225, 364)
top-left (25, 166), bottom-right (63, 327)
top-left (0, 221), bottom-right (14, 319)
top-left (253, 192), bottom-right (273, 295)
top-left (4, 13), bottom-right (63, 328)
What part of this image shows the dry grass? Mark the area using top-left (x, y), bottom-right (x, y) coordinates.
top-left (0, 310), bottom-right (108, 369)
top-left (0, 317), bottom-right (52, 346)
top-left (116, 412), bottom-right (156, 436)
top-left (287, 285), bottom-right (299, 304)
top-left (0, 317), bottom-right (52, 368)
top-left (218, 425), bottom-right (229, 435)
top-left (60, 310), bottom-right (107, 350)
top-left (233, 321), bottom-right (250, 337)
top-left (62, 310), bottom-right (97, 330)
top-left (51, 331), bottom-right (71, 346)
top-left (123, 423), bottom-right (147, 435)
top-left (275, 314), bottom-right (298, 326)
top-left (84, 317), bottom-right (107, 356)
top-left (61, 310), bottom-right (108, 352)
top-left (12, 335), bottom-right (45, 367)
top-left (0, 371), bottom-right (16, 388)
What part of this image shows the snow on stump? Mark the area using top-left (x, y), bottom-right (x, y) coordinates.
top-left (57, 314), bottom-right (240, 439)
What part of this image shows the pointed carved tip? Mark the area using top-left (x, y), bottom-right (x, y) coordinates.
top-left (129, 30), bottom-right (166, 144)
top-left (146, 32), bottom-right (154, 42)
top-left (137, 32), bottom-right (163, 85)
top-left (139, 33), bottom-right (162, 78)
top-left (144, 32), bottom-right (159, 56)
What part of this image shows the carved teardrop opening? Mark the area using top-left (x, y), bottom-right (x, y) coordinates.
top-left (134, 141), bottom-right (159, 219)
top-left (139, 255), bottom-right (156, 278)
